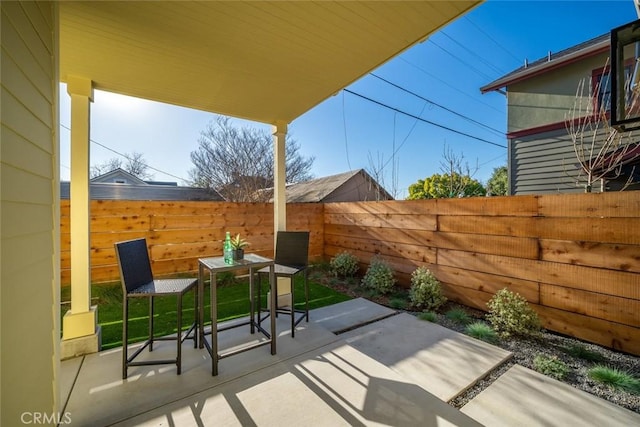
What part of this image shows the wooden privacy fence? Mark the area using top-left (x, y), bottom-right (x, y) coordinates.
top-left (323, 192), bottom-right (640, 356)
top-left (62, 193), bottom-right (639, 355)
top-left (60, 200), bottom-right (324, 285)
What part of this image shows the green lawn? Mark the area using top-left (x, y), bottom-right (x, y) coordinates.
top-left (61, 273), bottom-right (351, 350)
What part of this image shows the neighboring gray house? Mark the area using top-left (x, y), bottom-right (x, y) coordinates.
top-left (482, 34), bottom-right (640, 194)
top-left (264, 169), bottom-right (393, 203)
top-left (61, 168), bottom-right (224, 201)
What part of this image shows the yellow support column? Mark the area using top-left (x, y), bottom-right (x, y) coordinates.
top-left (273, 121), bottom-right (288, 236)
top-left (61, 76), bottom-right (100, 358)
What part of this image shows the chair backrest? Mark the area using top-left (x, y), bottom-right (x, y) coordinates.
top-left (274, 231), bottom-right (310, 268)
top-left (114, 238), bottom-right (154, 293)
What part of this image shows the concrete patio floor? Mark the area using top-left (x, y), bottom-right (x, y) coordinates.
top-left (61, 298), bottom-right (640, 426)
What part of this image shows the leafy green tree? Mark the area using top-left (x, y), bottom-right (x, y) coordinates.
top-left (407, 173), bottom-right (486, 199)
top-left (407, 144), bottom-right (486, 199)
top-left (487, 165), bottom-right (508, 196)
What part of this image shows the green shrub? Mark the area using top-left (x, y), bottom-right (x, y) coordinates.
top-left (417, 311), bottom-right (437, 322)
top-left (588, 366), bottom-right (640, 394)
top-left (389, 297), bottom-right (407, 310)
top-left (330, 251), bottom-right (360, 277)
top-left (361, 256), bottom-right (396, 295)
top-left (445, 307), bottom-right (472, 325)
top-left (562, 344), bottom-right (605, 363)
top-left (465, 322), bottom-right (498, 343)
top-left (487, 288), bottom-right (541, 338)
top-left (409, 267), bottom-right (447, 311)
top-left (533, 355), bottom-right (568, 380)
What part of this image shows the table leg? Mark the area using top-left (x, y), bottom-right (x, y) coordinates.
top-left (211, 270), bottom-right (218, 376)
top-left (249, 267), bottom-right (255, 334)
top-left (198, 263), bottom-right (204, 349)
top-left (270, 264), bottom-right (276, 355)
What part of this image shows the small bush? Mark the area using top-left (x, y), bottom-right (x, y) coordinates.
top-left (445, 307), bottom-right (472, 325)
top-left (487, 288), bottom-right (541, 338)
top-left (361, 256), bottom-right (396, 295)
top-left (563, 344), bottom-right (605, 363)
top-left (588, 366), bottom-right (640, 394)
top-left (330, 251), bottom-right (360, 277)
top-left (389, 297), bottom-right (407, 310)
top-left (409, 267), bottom-right (447, 311)
top-left (465, 322), bottom-right (498, 343)
top-left (418, 311), bottom-right (437, 322)
top-left (533, 355), bottom-right (568, 380)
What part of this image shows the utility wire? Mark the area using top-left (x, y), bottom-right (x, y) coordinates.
top-left (370, 73), bottom-right (505, 138)
top-left (341, 91), bottom-right (352, 170)
top-left (464, 16), bottom-right (522, 65)
top-left (439, 30), bottom-right (508, 76)
top-left (343, 89), bottom-right (506, 149)
top-left (428, 39), bottom-right (495, 81)
top-left (398, 57), bottom-right (504, 114)
top-left (59, 123), bottom-right (189, 182)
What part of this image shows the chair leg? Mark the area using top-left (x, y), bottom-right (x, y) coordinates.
top-left (177, 294), bottom-right (182, 375)
top-left (193, 285), bottom-right (198, 348)
top-left (149, 296), bottom-right (155, 352)
top-left (123, 297), bottom-right (129, 380)
top-left (304, 270), bottom-right (309, 322)
top-left (290, 275), bottom-right (295, 338)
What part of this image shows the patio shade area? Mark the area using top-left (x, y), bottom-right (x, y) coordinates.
top-left (59, 1), bottom-right (481, 124)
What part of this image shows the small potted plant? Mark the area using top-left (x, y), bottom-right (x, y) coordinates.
top-left (230, 233), bottom-right (249, 260)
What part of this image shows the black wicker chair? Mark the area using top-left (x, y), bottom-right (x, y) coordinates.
top-left (257, 231), bottom-right (310, 337)
top-left (114, 238), bottom-right (197, 379)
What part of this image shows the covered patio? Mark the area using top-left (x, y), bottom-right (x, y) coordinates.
top-left (60, 299), bottom-right (639, 426)
top-left (2, 1), bottom-right (484, 423)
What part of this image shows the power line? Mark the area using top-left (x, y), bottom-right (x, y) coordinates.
top-left (464, 16), bottom-right (522, 65)
top-left (398, 57), bottom-right (504, 114)
top-left (341, 91), bottom-right (352, 170)
top-left (343, 89), bottom-right (506, 149)
top-left (428, 38), bottom-right (495, 81)
top-left (439, 30), bottom-right (508, 76)
top-left (59, 123), bottom-right (189, 182)
top-left (369, 73), bottom-right (505, 138)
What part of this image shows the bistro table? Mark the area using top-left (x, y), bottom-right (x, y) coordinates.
top-left (198, 254), bottom-right (276, 375)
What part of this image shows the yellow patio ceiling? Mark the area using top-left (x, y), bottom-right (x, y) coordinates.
top-left (60, 1), bottom-right (481, 125)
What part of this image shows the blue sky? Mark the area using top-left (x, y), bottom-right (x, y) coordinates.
top-left (59, 0), bottom-right (638, 198)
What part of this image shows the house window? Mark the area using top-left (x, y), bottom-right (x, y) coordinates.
top-left (115, 179), bottom-right (126, 184)
top-left (593, 64), bottom-right (633, 113)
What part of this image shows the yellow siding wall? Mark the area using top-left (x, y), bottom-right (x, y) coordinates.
top-left (507, 54), bottom-right (608, 132)
top-left (1, 1), bottom-right (59, 425)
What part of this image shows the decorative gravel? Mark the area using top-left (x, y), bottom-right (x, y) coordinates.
top-left (311, 270), bottom-right (639, 414)
top-left (431, 309), bottom-right (640, 414)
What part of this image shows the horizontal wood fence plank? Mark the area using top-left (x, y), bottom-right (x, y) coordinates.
top-left (535, 305), bottom-right (640, 355)
top-left (541, 239), bottom-right (640, 273)
top-left (324, 200), bottom-right (438, 215)
top-left (435, 265), bottom-right (540, 303)
top-left (538, 192), bottom-right (640, 218)
top-left (436, 195), bottom-right (539, 216)
top-left (540, 284), bottom-right (639, 327)
top-left (324, 234), bottom-right (437, 264)
top-left (324, 212), bottom-right (437, 230)
top-left (435, 232), bottom-right (539, 259)
top-left (438, 216), bottom-right (538, 237)
top-left (537, 217), bottom-right (640, 245)
top-left (324, 224), bottom-right (438, 247)
top-left (441, 283), bottom-right (492, 311)
top-left (438, 249), bottom-right (640, 300)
